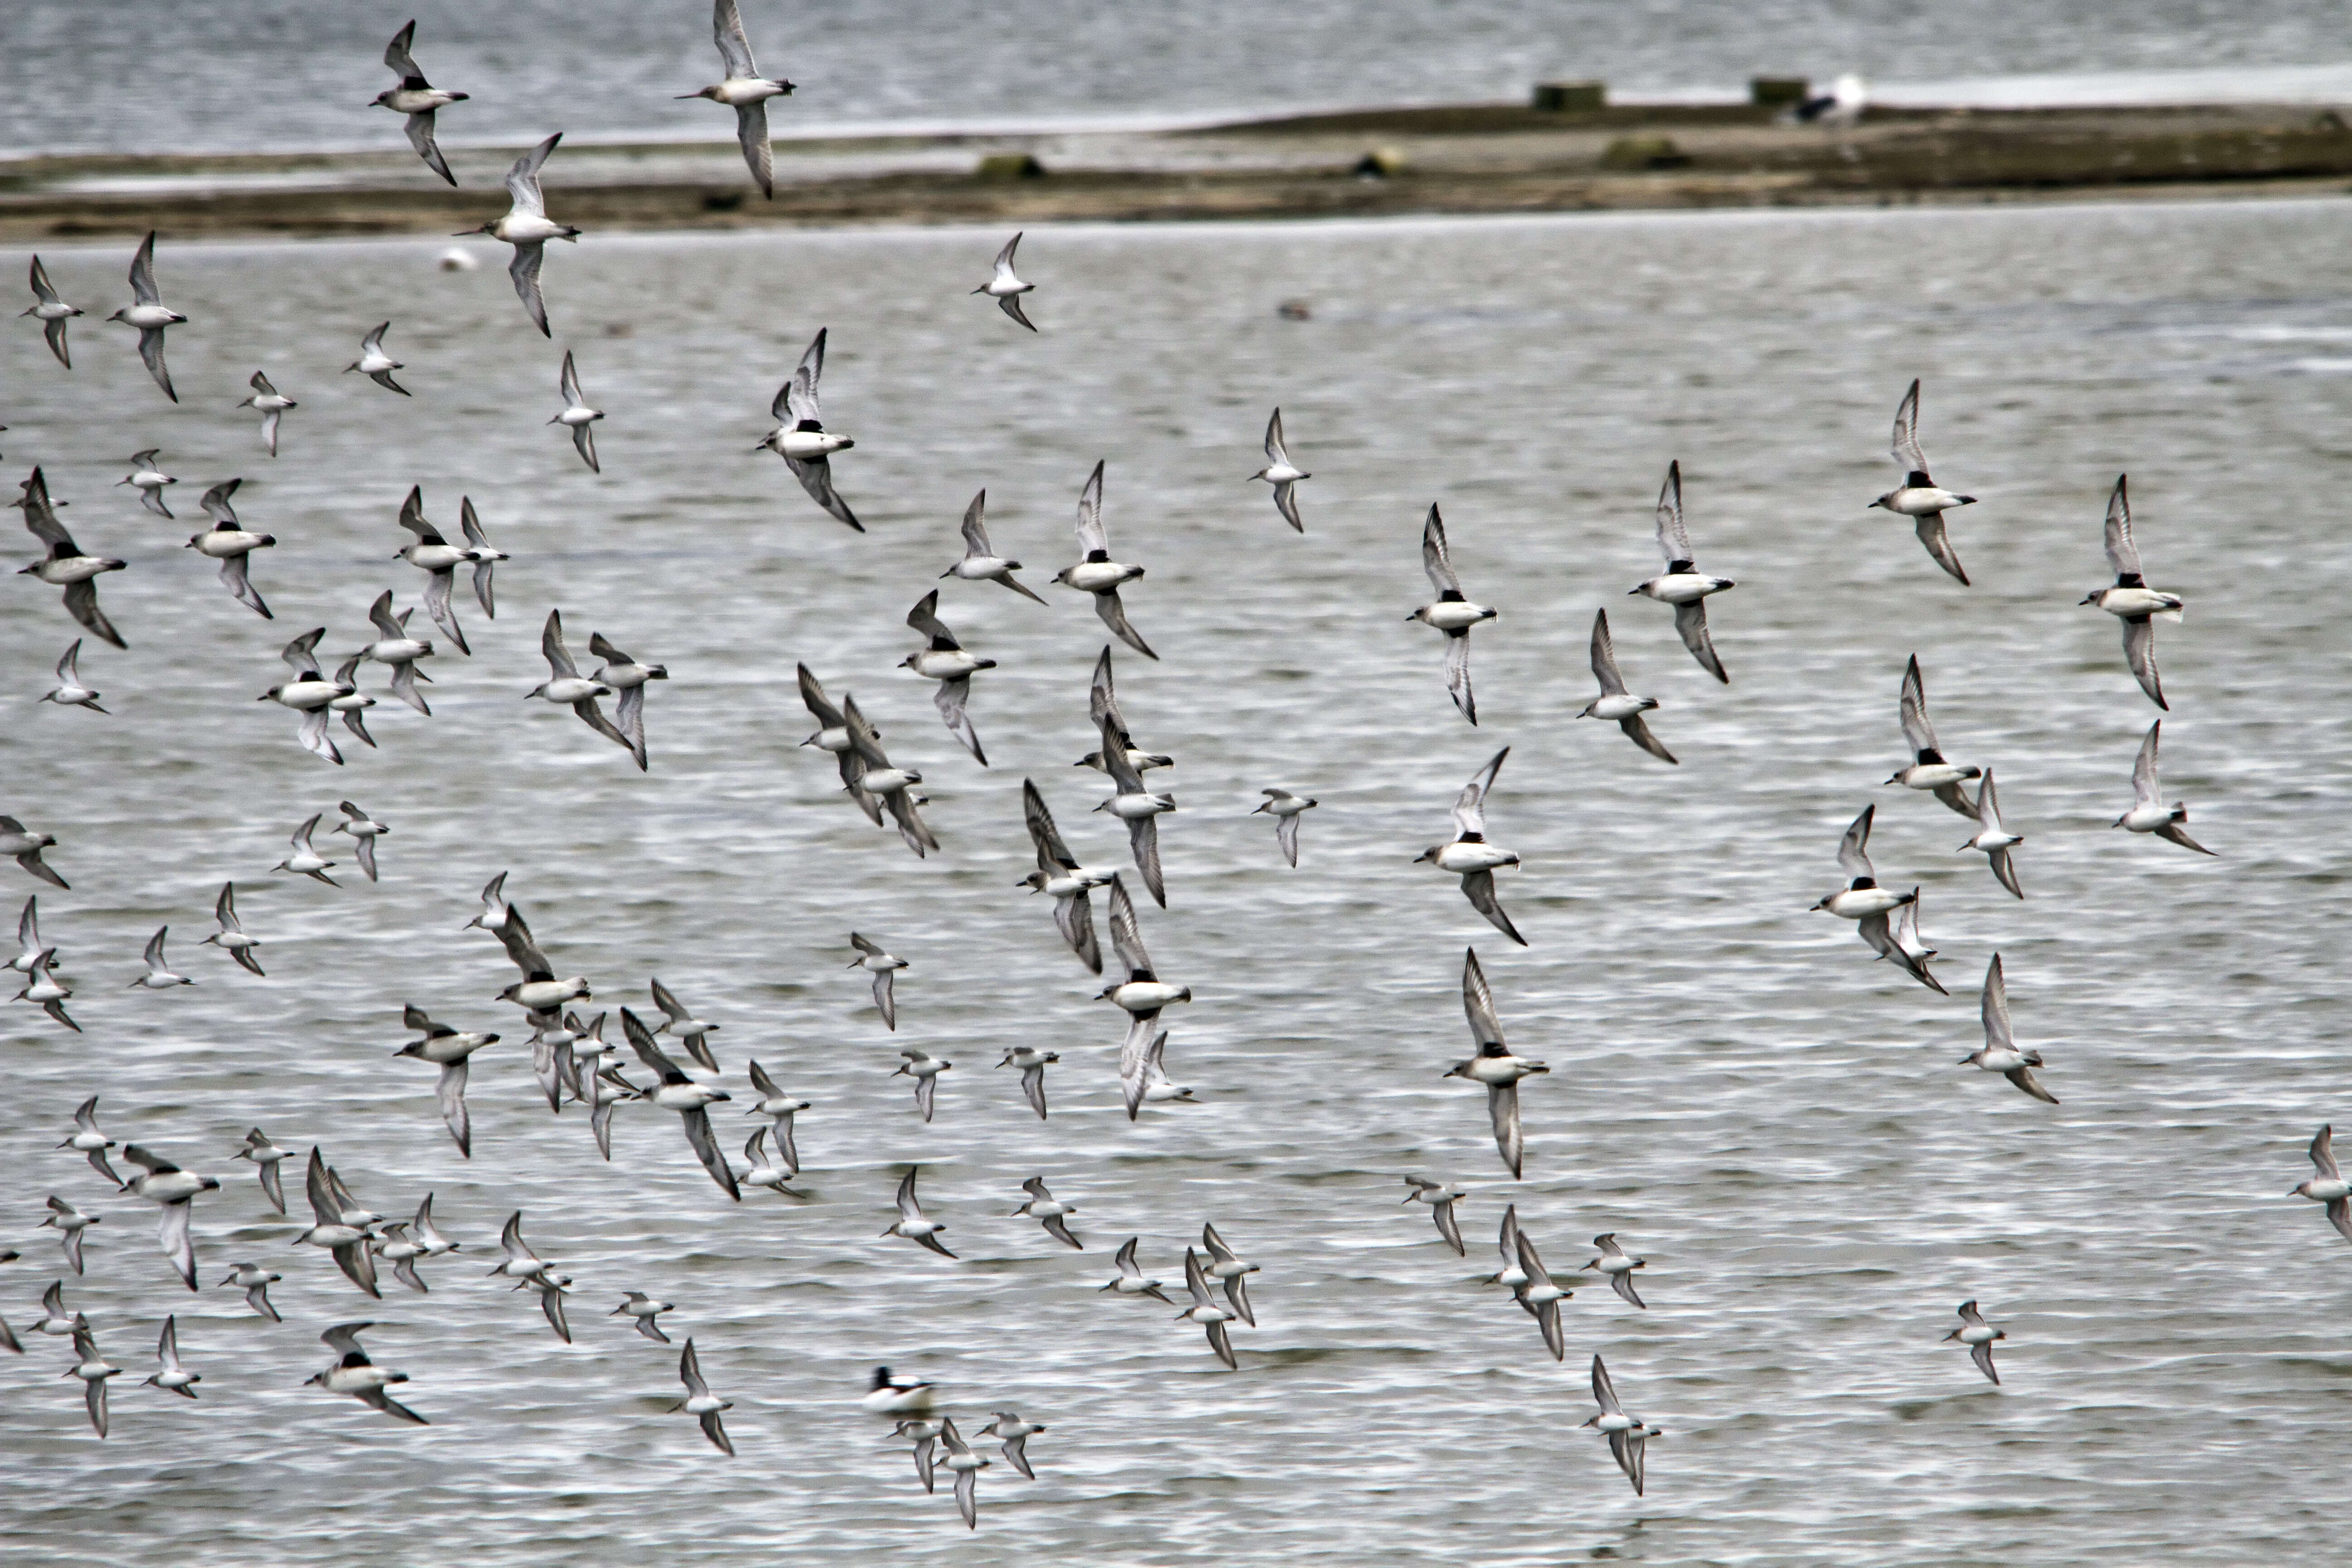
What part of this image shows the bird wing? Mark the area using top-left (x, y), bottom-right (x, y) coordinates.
top-left (884, 790), bottom-right (936, 858)
top-left (1264, 407), bottom-right (1289, 467)
top-left (1980, 954), bottom-right (2013, 1051)
top-left (1452, 747), bottom-right (1507, 839)
top-left (62, 578), bottom-right (125, 651)
top-left (1591, 1354), bottom-right (1622, 1414)
top-left (1126, 813), bottom-right (1164, 910)
top-left (994, 231), bottom-right (1022, 275)
top-left (1022, 777), bottom-right (1076, 867)
top-left (495, 904), bottom-right (552, 979)
top-left (1460, 870), bottom-right (1526, 946)
top-left (1275, 810), bottom-right (1301, 866)
top-left (2122, 617), bottom-right (2166, 710)
top-left (1975, 769), bottom-right (2005, 834)
top-left (1461, 947), bottom-right (1505, 1051)
top-left (2312, 1124), bottom-right (2340, 1183)
top-left (680, 1107), bottom-right (741, 1200)
top-left (734, 101), bottom-right (773, 197)
top-left (1913, 512), bottom-right (1969, 585)
top-left (1021, 1066), bottom-right (1050, 1121)
top-left (1073, 460), bottom-right (1108, 557)
top-left (405, 108), bottom-right (455, 186)
top-left (1890, 378), bottom-right (1927, 475)
top-left (29, 254), bottom-right (62, 304)
top-left (712, 0), bottom-right (759, 78)
top-left (1899, 655), bottom-right (1939, 756)
top-left (505, 133), bottom-right (560, 218)
top-left (620, 1009), bottom-right (686, 1079)
top-left (785, 328), bottom-right (826, 425)
top-left (1420, 505), bottom-right (1459, 595)
top-left (1589, 609), bottom-right (1628, 696)
top-left (955, 490), bottom-right (997, 562)
top-left (1430, 1196), bottom-right (1465, 1254)
top-left (1836, 804), bottom-right (1876, 881)
top-left (786, 454), bottom-right (862, 531)
top-left (1058, 886), bottom-right (1102, 975)
top-left (1619, 713), bottom-right (1677, 764)
top-left (906, 589), bottom-right (959, 648)
top-left (158, 1197), bottom-right (197, 1289)
top-left (382, 20), bottom-right (422, 77)
top-left (895, 1166), bottom-right (922, 1220)
top-left (218, 552), bottom-right (269, 618)
top-left (1092, 584), bottom-right (1156, 660)
top-left (435, 1061), bottom-right (471, 1158)
top-left (1653, 460), bottom-right (1692, 566)
top-left (507, 240), bottom-right (550, 337)
top-left (540, 608), bottom-right (578, 679)
top-left (2102, 475), bottom-right (2140, 578)
top-left (1672, 598), bottom-right (1728, 684)
top-left (1107, 876), bottom-right (1152, 978)
top-left (873, 970), bottom-right (897, 1031)
top-left (1970, 1339), bottom-right (2001, 1383)
top-left (128, 230), bottom-right (161, 306)
top-left (17, 468), bottom-right (76, 552)
top-left (1443, 628), bottom-right (1476, 725)
top-left (197, 477), bottom-right (241, 526)
top-left (2132, 720), bottom-right (2163, 808)
top-left (303, 1147), bottom-right (341, 1227)
top-left (1488, 1082), bottom-right (1523, 1179)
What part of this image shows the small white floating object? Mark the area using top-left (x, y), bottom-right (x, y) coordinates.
top-left (436, 247), bottom-right (480, 272)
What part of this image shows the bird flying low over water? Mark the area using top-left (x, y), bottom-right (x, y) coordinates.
top-left (456, 134), bottom-right (578, 337)
top-left (41, 638), bottom-right (103, 714)
top-left (1019, 778), bottom-right (1114, 973)
top-left (240, 372), bottom-right (297, 455)
top-left (1631, 461), bottom-right (1733, 683)
top-left (1055, 462), bottom-right (1155, 658)
top-left (1960, 954), bottom-right (2057, 1104)
top-left (2290, 1124), bottom-right (2352, 1244)
top-left (346, 323), bottom-right (409, 395)
top-left (681, 0), bottom-right (793, 199)
top-left (392, 486), bottom-right (484, 654)
top-left (18, 468), bottom-right (127, 649)
top-left (1251, 408), bottom-right (1310, 530)
top-left (622, 1008), bottom-right (740, 1200)
top-left (846, 700), bottom-right (937, 857)
top-left (23, 254), bottom-right (82, 368)
top-left (1857, 884), bottom-right (1944, 994)
top-left (1094, 711), bottom-right (1176, 908)
top-left (120, 449), bottom-right (175, 515)
top-left (673, 1338), bottom-right (736, 1454)
top-left (400, 1004), bottom-right (500, 1157)
top-left (1178, 1246), bottom-right (1242, 1369)
top-left (1945, 1299), bottom-right (2005, 1385)
top-left (1013, 1176), bottom-right (1080, 1248)
top-left (588, 632), bottom-right (664, 770)
top-left (1510, 1225), bottom-right (1571, 1359)
top-left (2114, 720), bottom-right (2214, 854)
top-left (553, 351), bottom-right (604, 471)
top-left (902, 591), bottom-right (995, 763)
top-left (1812, 804), bottom-right (1911, 922)
top-left (1445, 948), bottom-right (1548, 1179)
top-left (1102, 878), bottom-right (1191, 1118)
top-left (1580, 608), bottom-right (1674, 762)
top-left (1403, 1176), bottom-right (1467, 1254)
top-left (185, 478), bottom-right (276, 618)
top-left (760, 328), bottom-right (860, 529)
top-left (1408, 505), bottom-right (1495, 724)
top-left (943, 490), bottom-right (1046, 602)
top-left (1958, 769), bottom-right (2025, 900)
top-left (203, 882), bottom-right (265, 975)
top-left (1253, 789), bottom-right (1316, 866)
top-left (1870, 379), bottom-right (1976, 584)
top-left (372, 20), bottom-right (467, 185)
top-left (1585, 1233), bottom-right (1649, 1309)
top-left (308, 1321), bottom-right (426, 1422)
top-left (107, 232), bottom-right (186, 401)
top-left (974, 232), bottom-right (1037, 330)
top-left (59, 1096), bottom-right (120, 1186)
top-left (1887, 655), bottom-right (1979, 814)
top-left (883, 1166), bottom-right (955, 1258)
top-left (1583, 1355), bottom-right (1660, 1495)
top-left (848, 933), bottom-right (908, 1029)
top-left (295, 1147), bottom-right (381, 1297)
top-left (1079, 644), bottom-right (1171, 776)
top-left (530, 609), bottom-right (638, 764)
top-left (2081, 475), bottom-right (2184, 710)
top-left (120, 1143), bottom-right (220, 1290)
top-left (1416, 747), bottom-right (1524, 946)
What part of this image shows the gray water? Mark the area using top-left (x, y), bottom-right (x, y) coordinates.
top-left (9, 1), bottom-right (2352, 156)
top-left (1, 198), bottom-right (2350, 1565)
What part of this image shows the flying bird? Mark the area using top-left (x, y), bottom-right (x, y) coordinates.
top-left (529, 609), bottom-right (636, 761)
top-left (2115, 719), bottom-right (2215, 854)
top-left (1201, 1224), bottom-right (1259, 1325)
top-left (456, 134), bottom-right (579, 336)
top-left (1408, 505), bottom-right (1496, 723)
top-left (184, 478), bottom-right (276, 618)
top-left (307, 1322), bottom-right (426, 1422)
top-left (1253, 789), bottom-right (1317, 866)
top-left (1582, 1355), bottom-right (1660, 1494)
top-left (1019, 778), bottom-right (1114, 973)
top-left (119, 1143), bottom-right (220, 1290)
top-left (345, 323), bottom-right (409, 394)
top-left (18, 468), bottom-right (127, 649)
top-left (1445, 948), bottom-right (1548, 1178)
top-left (2080, 475), bottom-right (2184, 710)
top-left (239, 372), bottom-right (297, 455)
top-left (259, 631), bottom-right (354, 765)
top-left (978, 1412), bottom-right (1045, 1480)
top-left (942, 490), bottom-right (1046, 602)
top-left (1960, 954), bottom-right (2057, 1104)
top-left (119, 449), bottom-right (176, 515)
top-left (294, 1147), bottom-right (381, 1297)
top-left (1415, 748), bottom-right (1524, 946)
top-left (66, 1324), bottom-right (121, 1436)
top-left (44, 1198), bottom-right (100, 1274)
top-left (1178, 1246), bottom-right (1241, 1369)
top-left (902, 590), bottom-right (995, 763)
top-left (758, 328), bottom-right (860, 529)
top-left (1869, 379), bottom-right (1977, 583)
top-left (42, 638), bottom-right (105, 713)
top-left (938, 1417), bottom-right (990, 1528)
top-left (201, 883), bottom-right (264, 975)
top-left (399, 1004), bottom-right (501, 1156)
top-left (0, 814), bottom-right (67, 890)
top-left (1054, 461), bottom-right (1155, 657)
top-left (1958, 769), bottom-right (2025, 900)
top-left (23, 255), bottom-right (82, 367)
top-left (1094, 712), bottom-right (1176, 908)
top-left (1511, 1225), bottom-right (1571, 1360)
top-left (1631, 460), bottom-right (1733, 683)
top-left (1102, 1235), bottom-right (1167, 1299)
top-left (1579, 608), bottom-right (1675, 762)
top-left (588, 632), bottom-right (665, 769)
top-left (1250, 407), bottom-right (1310, 530)
top-left (848, 933), bottom-right (907, 1029)
top-left (1886, 655), bottom-right (1980, 814)
top-left (672, 1338), bottom-right (736, 1454)
top-left (894, 1049), bottom-right (953, 1122)
top-left (1811, 804), bottom-right (1912, 922)
top-left (59, 1096), bottom-right (121, 1185)
top-left (2289, 1124), bottom-right (2352, 1244)
top-left (128, 926), bottom-right (194, 990)
top-left (613, 1291), bottom-right (676, 1342)
top-left (106, 232), bottom-right (186, 400)
top-left (1944, 1300), bottom-right (2005, 1385)
top-left (272, 813), bottom-right (340, 885)
top-left (1102, 878), bottom-right (1192, 1118)
top-left (647, 978), bottom-right (720, 1071)
top-left (845, 700), bottom-right (936, 857)
top-left (392, 486), bottom-right (480, 654)
top-left (232, 1128), bottom-right (287, 1211)
top-left (1403, 1176), bottom-right (1466, 1254)
top-left (1585, 1234), bottom-right (1648, 1309)
top-left (552, 350), bottom-right (605, 470)
top-left (371, 20), bottom-right (468, 185)
top-left (143, 1315), bottom-right (200, 1398)
top-left (681, 0), bottom-right (794, 198)
top-left (973, 232), bottom-right (1037, 329)
top-left (882, 1166), bottom-right (955, 1258)
top-left (622, 1008), bottom-right (740, 1200)
top-left (1013, 1176), bottom-right (1080, 1248)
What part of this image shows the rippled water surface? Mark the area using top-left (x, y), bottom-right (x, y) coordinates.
top-left (1, 199), bottom-right (2350, 1565)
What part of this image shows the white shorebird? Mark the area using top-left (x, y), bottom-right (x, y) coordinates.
top-left (529, 609), bottom-right (634, 760)
top-left (1, 813), bottom-right (68, 890)
top-left (621, 1009), bottom-right (740, 1199)
top-left (345, 323), bottom-right (409, 395)
top-left (1137, 1030), bottom-right (1195, 1107)
top-left (797, 664), bottom-right (880, 819)
top-left (1511, 1225), bottom-right (1571, 1360)
top-left (893, 1048), bottom-right (953, 1123)
top-left (1093, 709), bottom-right (1176, 908)
top-left (942, 490), bottom-right (1046, 602)
top-left (2114, 719), bottom-right (2215, 855)
top-left (973, 231), bottom-right (1036, 329)
top-left (1886, 654), bottom-right (1979, 814)
top-left (272, 813), bottom-right (340, 886)
top-left (143, 1316), bottom-right (200, 1399)
top-left (882, 1166), bottom-right (955, 1258)
top-left (259, 630), bottom-right (353, 765)
top-left (744, 1060), bottom-right (809, 1171)
top-left (1579, 607), bottom-right (1675, 763)
top-left (239, 372), bottom-right (297, 456)
top-left (1078, 643), bottom-right (1173, 776)
top-left (1631, 460), bottom-right (1734, 683)
top-left (998, 1045), bottom-right (1058, 1120)
top-left (1201, 1224), bottom-right (1259, 1324)
top-left (1869, 379), bottom-right (1977, 583)
top-left (1445, 947), bottom-right (1548, 1179)
top-left (220, 1260), bottom-right (282, 1321)
top-left (551, 350), bottom-right (604, 470)
top-left (1958, 769), bottom-right (2025, 900)
top-left (1403, 1175), bottom-right (1467, 1254)
top-left (1101, 1235), bottom-right (1169, 1300)
top-left (456, 134), bottom-right (579, 337)
top-left (647, 977), bottom-right (719, 1071)
top-left (1253, 789), bottom-right (1317, 867)
top-left (399, 1004), bottom-right (501, 1157)
top-left (1250, 407), bottom-right (1310, 531)
top-left (584, 631), bottom-right (663, 769)
top-left (67, 1324), bottom-right (121, 1436)
top-left (1857, 884), bottom-right (1945, 995)
top-left (307, 1322), bottom-right (425, 1423)
top-left (846, 701), bottom-right (937, 857)
top-left (1945, 1299), bottom-right (2004, 1385)
top-left (1102, 879), bottom-right (1191, 1117)
top-left (1489, 1205), bottom-right (1529, 1291)
top-left (119, 1143), bottom-right (219, 1289)
top-left (231, 1129), bottom-right (288, 1213)
top-left (848, 933), bottom-right (907, 1029)
top-left (939, 1417), bottom-right (990, 1528)
top-left (1408, 505), bottom-right (1496, 724)
top-left (1585, 1234), bottom-right (1649, 1309)
top-left (613, 1290), bottom-right (676, 1343)
top-left (202, 882), bottom-right (265, 975)
top-left (902, 591), bottom-right (995, 763)
top-left (352, 591), bottom-right (434, 713)
top-left (1177, 1246), bottom-right (1242, 1369)
top-left (979, 1412), bottom-right (1045, 1479)
top-left (1019, 777), bottom-right (1116, 973)
top-left (129, 927), bottom-right (194, 991)
top-left (1416, 747), bottom-right (1524, 946)
top-left (1054, 461), bottom-right (1155, 658)
top-left (392, 486), bottom-right (479, 654)
top-left (1960, 954), bottom-right (2057, 1104)
top-left (119, 448), bottom-right (176, 516)
top-left (107, 232), bottom-right (186, 401)
top-left (1013, 1176), bottom-right (1080, 1248)
top-left (1583, 1355), bottom-right (1660, 1494)
top-left (19, 467), bottom-right (128, 649)
top-left (334, 800), bottom-right (390, 881)
top-left (41, 639), bottom-right (104, 712)
top-left (1811, 804), bottom-right (1911, 921)
top-left (23, 255), bottom-right (82, 367)
top-left (2290, 1125), bottom-right (2352, 1244)
top-left (59, 1096), bottom-right (120, 1185)
top-left (759, 327), bottom-right (860, 529)
top-left (294, 1150), bottom-right (381, 1298)
top-left (681, 0), bottom-right (794, 198)
top-left (739, 1127), bottom-right (806, 1197)
top-left (185, 478), bottom-right (276, 619)
top-left (672, 1339), bottom-right (735, 1455)
top-left (371, 20), bottom-right (468, 185)
top-left (2081, 475), bottom-right (2185, 710)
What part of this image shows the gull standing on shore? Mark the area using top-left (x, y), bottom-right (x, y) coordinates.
top-left (1632, 461), bottom-right (1734, 683)
top-left (456, 134), bottom-right (579, 337)
top-left (1870, 379), bottom-right (1977, 584)
top-left (681, 0), bottom-right (794, 199)
top-left (372, 21), bottom-right (468, 186)
top-left (974, 232), bottom-right (1037, 329)
top-left (1407, 505), bottom-right (1495, 724)
top-left (107, 232), bottom-right (186, 401)
top-left (760, 328), bottom-right (860, 529)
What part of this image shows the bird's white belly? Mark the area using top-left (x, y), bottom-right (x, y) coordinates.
top-left (1434, 843), bottom-right (1514, 873)
top-left (1063, 562), bottom-right (1139, 593)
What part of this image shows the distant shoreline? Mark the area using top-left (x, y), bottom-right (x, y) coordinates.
top-left (5, 100), bottom-right (2349, 243)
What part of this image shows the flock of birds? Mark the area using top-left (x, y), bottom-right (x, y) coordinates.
top-left (3, 2), bottom-right (2345, 1532)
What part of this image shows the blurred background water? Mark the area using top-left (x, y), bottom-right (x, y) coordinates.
top-left (8, 1), bottom-right (2352, 156)
top-left (0, 193), bottom-right (2348, 1564)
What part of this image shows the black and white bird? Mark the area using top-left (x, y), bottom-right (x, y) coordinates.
top-left (1958, 769), bottom-right (2025, 900)
top-left (202, 882), bottom-right (265, 975)
top-left (41, 638), bottom-right (105, 713)
top-left (371, 20), bottom-right (467, 184)
top-left (845, 700), bottom-right (938, 858)
top-left (902, 591), bottom-right (995, 764)
top-left (392, 487), bottom-right (479, 654)
top-left (1102, 878), bottom-right (1192, 1118)
top-left (938, 1418), bottom-right (990, 1529)
top-left (1054, 461), bottom-right (1155, 658)
top-left (1444, 948), bottom-right (1548, 1179)
top-left (2114, 718), bottom-right (2214, 854)
top-left (456, 134), bottom-right (579, 336)
top-left (973, 232), bottom-right (1037, 329)
top-left (66, 1323), bottom-right (121, 1436)
top-left (646, 977), bottom-right (719, 1071)
top-left (2081, 475), bottom-right (2185, 710)
top-left (942, 490), bottom-right (1046, 602)
top-left (1630, 461), bottom-right (1733, 683)
top-left (1, 813), bottom-right (68, 890)
top-left (552, 351), bottom-right (604, 471)
top-left (1886, 655), bottom-right (1980, 815)
top-left (345, 323), bottom-right (409, 394)
top-left (1407, 505), bottom-right (1496, 724)
top-left (1811, 804), bottom-right (1912, 922)
top-left (272, 812), bottom-right (340, 884)
top-left (1250, 408), bottom-right (1310, 530)
top-left (1960, 954), bottom-right (2057, 1104)
top-left (588, 632), bottom-right (665, 770)
top-left (399, 1004), bottom-right (500, 1157)
top-left (1415, 748), bottom-right (1524, 946)
top-left (529, 609), bottom-right (637, 761)
top-left (307, 1322), bottom-right (426, 1422)
top-left (978, 1412), bottom-right (1045, 1479)
top-left (220, 1260), bottom-right (282, 1321)
top-left (672, 1339), bottom-right (736, 1455)
top-left (613, 1290), bottom-right (676, 1342)
top-left (119, 1143), bottom-right (220, 1290)
top-left (1944, 1300), bottom-right (2005, 1385)
top-left (260, 631), bottom-right (353, 764)
top-left (1857, 885), bottom-right (1945, 995)
top-left (681, 0), bottom-right (794, 198)
top-left (1019, 778), bottom-right (1117, 973)
top-left (1582, 1355), bottom-right (1660, 1494)
top-left (893, 1048), bottom-right (953, 1123)
top-left (744, 1061), bottom-right (808, 1172)
top-left (18, 468), bottom-right (127, 649)
top-left (846, 933), bottom-right (908, 1029)
top-left (42, 1200), bottom-right (98, 1274)
top-left (1578, 608), bottom-right (1674, 763)
top-left (232, 1128), bottom-right (289, 1212)
top-left (1102, 1235), bottom-right (1168, 1299)
top-left (1202, 1224), bottom-right (1259, 1325)
top-left (1078, 644), bottom-right (1173, 776)
top-left (622, 1008), bottom-right (740, 1199)
top-left (1253, 789), bottom-right (1317, 866)
top-left (129, 926), bottom-right (194, 990)
top-left (1869, 379), bottom-right (1977, 584)
top-left (1584, 1234), bottom-right (1648, 1309)
top-left (119, 449), bottom-right (176, 515)
top-left (184, 478), bottom-right (275, 618)
top-left (294, 1148), bottom-right (380, 1297)
top-left (758, 328), bottom-right (860, 529)
top-left (1013, 1176), bottom-right (1080, 1247)
top-left (1403, 1176), bottom-right (1467, 1254)
top-left (239, 372), bottom-right (297, 456)
top-left (2289, 1125), bottom-right (2352, 1244)
top-left (106, 232), bottom-right (186, 401)
top-left (143, 1315), bottom-right (200, 1398)
top-left (1094, 712), bottom-right (1177, 908)
top-left (1178, 1246), bottom-right (1242, 1369)
top-left (59, 1096), bottom-right (121, 1185)
top-left (1510, 1225), bottom-right (1571, 1360)
top-left (23, 254), bottom-right (82, 367)
top-left (882, 1166), bottom-right (955, 1258)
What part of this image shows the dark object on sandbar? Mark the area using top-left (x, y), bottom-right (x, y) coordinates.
top-left (976, 152), bottom-right (1046, 180)
top-left (1530, 81), bottom-right (1605, 113)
